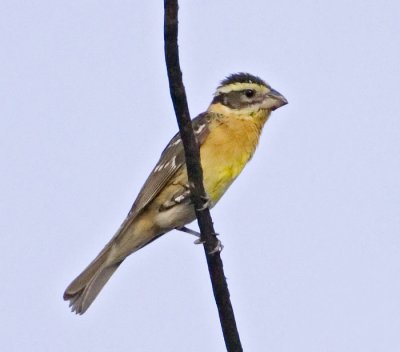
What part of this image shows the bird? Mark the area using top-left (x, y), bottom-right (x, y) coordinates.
top-left (63, 72), bottom-right (287, 314)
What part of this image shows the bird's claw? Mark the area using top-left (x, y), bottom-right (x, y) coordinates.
top-left (195, 237), bottom-right (223, 254)
top-left (176, 226), bottom-right (222, 252)
top-left (208, 239), bottom-right (224, 254)
top-left (196, 195), bottom-right (210, 211)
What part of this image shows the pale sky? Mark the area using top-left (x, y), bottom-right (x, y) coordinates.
top-left (1, 1), bottom-right (400, 351)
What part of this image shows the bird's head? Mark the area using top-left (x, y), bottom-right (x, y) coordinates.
top-left (208, 73), bottom-right (287, 116)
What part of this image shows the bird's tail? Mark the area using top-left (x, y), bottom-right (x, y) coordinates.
top-left (64, 211), bottom-right (164, 314)
top-left (63, 242), bottom-right (123, 315)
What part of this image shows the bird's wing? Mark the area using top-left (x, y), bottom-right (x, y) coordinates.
top-left (128, 112), bottom-right (212, 219)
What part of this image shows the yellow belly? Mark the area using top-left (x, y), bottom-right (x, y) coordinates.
top-left (200, 114), bottom-right (267, 204)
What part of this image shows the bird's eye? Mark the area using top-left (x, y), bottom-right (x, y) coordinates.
top-left (244, 89), bottom-right (255, 98)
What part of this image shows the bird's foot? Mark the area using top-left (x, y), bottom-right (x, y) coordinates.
top-left (208, 239), bottom-right (224, 254)
top-left (177, 226), bottom-right (204, 244)
top-left (196, 195), bottom-right (210, 211)
top-left (176, 226), bottom-right (220, 247)
top-left (177, 226), bottom-right (201, 238)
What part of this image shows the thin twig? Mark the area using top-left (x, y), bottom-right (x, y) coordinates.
top-left (163, 1), bottom-right (243, 351)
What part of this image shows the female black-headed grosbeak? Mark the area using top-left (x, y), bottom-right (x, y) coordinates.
top-left (64, 73), bottom-right (287, 314)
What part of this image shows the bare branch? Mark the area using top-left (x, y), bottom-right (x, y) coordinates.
top-left (164, 1), bottom-right (243, 351)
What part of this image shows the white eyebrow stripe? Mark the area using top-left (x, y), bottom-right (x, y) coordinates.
top-left (216, 82), bottom-right (269, 94)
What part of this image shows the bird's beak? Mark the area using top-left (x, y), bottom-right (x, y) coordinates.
top-left (261, 88), bottom-right (288, 111)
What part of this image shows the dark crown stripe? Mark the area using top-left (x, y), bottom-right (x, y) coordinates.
top-left (219, 73), bottom-right (267, 88)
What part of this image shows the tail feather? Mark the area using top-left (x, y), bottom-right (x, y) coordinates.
top-left (64, 212), bottom-right (161, 314)
top-left (63, 244), bottom-right (122, 314)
